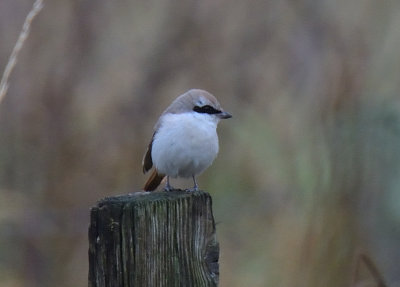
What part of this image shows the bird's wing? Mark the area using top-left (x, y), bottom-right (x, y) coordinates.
top-left (142, 132), bottom-right (155, 173)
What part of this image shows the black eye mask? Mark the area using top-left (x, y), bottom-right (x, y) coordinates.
top-left (193, 105), bottom-right (221, 115)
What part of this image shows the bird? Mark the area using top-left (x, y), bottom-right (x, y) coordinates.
top-left (142, 89), bottom-right (232, 192)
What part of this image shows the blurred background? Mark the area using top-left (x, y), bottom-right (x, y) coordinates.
top-left (1, 0), bottom-right (400, 286)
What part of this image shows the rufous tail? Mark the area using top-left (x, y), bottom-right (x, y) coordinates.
top-left (143, 169), bottom-right (165, 191)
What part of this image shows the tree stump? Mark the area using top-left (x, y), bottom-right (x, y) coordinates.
top-left (88, 190), bottom-right (219, 287)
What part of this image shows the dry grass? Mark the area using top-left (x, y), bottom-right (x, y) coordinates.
top-left (352, 253), bottom-right (388, 287)
top-left (0, 0), bottom-right (44, 105)
top-left (0, 1), bottom-right (399, 286)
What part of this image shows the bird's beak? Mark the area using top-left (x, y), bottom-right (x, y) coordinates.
top-left (218, 111), bottom-right (232, 119)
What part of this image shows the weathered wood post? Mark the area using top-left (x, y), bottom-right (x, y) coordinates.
top-left (88, 190), bottom-right (219, 287)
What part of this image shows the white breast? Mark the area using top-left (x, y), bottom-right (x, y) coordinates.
top-left (151, 112), bottom-right (219, 178)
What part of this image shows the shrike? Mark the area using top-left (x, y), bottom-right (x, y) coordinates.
top-left (142, 89), bottom-right (232, 191)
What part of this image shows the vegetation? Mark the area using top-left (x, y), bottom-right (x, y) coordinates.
top-left (0, 0), bottom-right (399, 286)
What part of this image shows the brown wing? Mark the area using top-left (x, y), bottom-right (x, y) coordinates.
top-left (142, 132), bottom-right (155, 173)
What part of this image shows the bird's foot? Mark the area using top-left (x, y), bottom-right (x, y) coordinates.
top-left (185, 186), bottom-right (200, 192)
top-left (163, 176), bottom-right (175, 192)
top-left (187, 175), bottom-right (199, 192)
top-left (163, 185), bottom-right (175, 192)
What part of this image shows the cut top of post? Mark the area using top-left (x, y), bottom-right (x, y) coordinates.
top-left (89, 189), bottom-right (219, 287)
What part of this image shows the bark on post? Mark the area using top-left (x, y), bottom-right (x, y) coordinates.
top-left (88, 190), bottom-right (219, 287)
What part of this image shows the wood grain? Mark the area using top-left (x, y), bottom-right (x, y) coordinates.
top-left (89, 190), bottom-right (219, 287)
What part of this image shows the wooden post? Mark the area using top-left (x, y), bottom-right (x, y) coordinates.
top-left (88, 190), bottom-right (219, 287)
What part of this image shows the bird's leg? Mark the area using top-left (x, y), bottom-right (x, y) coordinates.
top-left (164, 176), bottom-right (173, 191)
top-left (192, 175), bottom-right (199, 191)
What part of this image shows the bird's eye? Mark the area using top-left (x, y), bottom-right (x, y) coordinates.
top-left (193, 105), bottom-right (221, 114)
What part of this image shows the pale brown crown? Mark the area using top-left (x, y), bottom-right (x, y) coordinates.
top-left (163, 89), bottom-right (221, 115)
